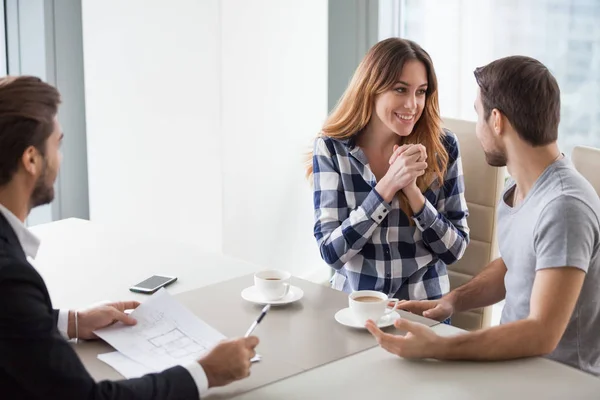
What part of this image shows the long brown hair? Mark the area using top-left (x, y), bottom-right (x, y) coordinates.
top-left (306, 38), bottom-right (448, 218)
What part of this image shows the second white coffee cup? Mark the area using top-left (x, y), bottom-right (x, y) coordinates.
top-left (349, 290), bottom-right (399, 325)
top-left (254, 270), bottom-right (291, 301)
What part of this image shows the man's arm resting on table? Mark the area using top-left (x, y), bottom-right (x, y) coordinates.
top-left (446, 257), bottom-right (508, 313)
top-left (0, 262), bottom-right (201, 400)
top-left (398, 257), bottom-right (507, 321)
top-left (53, 305), bottom-right (209, 394)
top-left (435, 266), bottom-right (585, 360)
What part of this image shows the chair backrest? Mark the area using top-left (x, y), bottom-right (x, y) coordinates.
top-left (443, 118), bottom-right (505, 330)
top-left (572, 146), bottom-right (600, 196)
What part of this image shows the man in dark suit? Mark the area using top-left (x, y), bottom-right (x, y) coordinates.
top-left (0, 76), bottom-right (259, 399)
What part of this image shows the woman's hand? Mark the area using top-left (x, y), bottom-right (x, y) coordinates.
top-left (375, 144), bottom-right (427, 202)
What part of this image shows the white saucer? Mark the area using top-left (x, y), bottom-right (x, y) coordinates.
top-left (241, 285), bottom-right (304, 306)
top-left (334, 307), bottom-right (400, 329)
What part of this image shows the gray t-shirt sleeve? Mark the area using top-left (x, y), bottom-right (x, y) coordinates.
top-left (533, 195), bottom-right (598, 272)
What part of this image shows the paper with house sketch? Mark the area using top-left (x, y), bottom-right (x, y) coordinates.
top-left (95, 288), bottom-right (226, 373)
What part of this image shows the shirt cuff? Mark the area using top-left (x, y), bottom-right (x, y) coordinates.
top-left (412, 198), bottom-right (438, 231)
top-left (184, 362), bottom-right (209, 398)
top-left (57, 309), bottom-right (70, 340)
top-left (363, 189), bottom-right (392, 223)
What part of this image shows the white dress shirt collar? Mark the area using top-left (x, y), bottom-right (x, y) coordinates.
top-left (0, 203), bottom-right (40, 259)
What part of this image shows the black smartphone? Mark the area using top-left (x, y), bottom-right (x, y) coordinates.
top-left (129, 275), bottom-right (177, 294)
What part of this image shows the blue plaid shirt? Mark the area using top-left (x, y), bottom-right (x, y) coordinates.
top-left (312, 130), bottom-right (470, 300)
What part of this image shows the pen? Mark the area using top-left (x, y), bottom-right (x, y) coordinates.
top-left (245, 304), bottom-right (270, 337)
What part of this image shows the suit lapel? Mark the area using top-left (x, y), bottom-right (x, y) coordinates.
top-left (0, 212), bottom-right (27, 262)
top-left (0, 212), bottom-right (55, 315)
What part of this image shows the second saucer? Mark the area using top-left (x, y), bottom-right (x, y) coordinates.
top-left (241, 285), bottom-right (304, 306)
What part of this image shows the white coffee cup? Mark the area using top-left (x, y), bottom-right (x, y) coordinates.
top-left (349, 290), bottom-right (399, 325)
top-left (254, 270), bottom-right (291, 301)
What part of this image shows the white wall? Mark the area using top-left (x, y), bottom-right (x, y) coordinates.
top-left (82, 0), bottom-right (223, 250)
top-left (82, 0), bottom-right (328, 278)
top-left (221, 0), bottom-right (328, 278)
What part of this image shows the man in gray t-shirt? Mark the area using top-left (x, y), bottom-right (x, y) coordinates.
top-left (366, 55), bottom-right (600, 376)
top-left (499, 159), bottom-right (600, 374)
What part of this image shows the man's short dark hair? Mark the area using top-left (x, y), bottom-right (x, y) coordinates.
top-left (0, 76), bottom-right (60, 186)
top-left (474, 56), bottom-right (560, 146)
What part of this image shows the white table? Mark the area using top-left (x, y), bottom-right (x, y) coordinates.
top-left (30, 218), bottom-right (258, 309)
top-left (31, 218), bottom-right (600, 399)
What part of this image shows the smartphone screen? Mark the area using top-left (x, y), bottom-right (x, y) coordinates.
top-left (130, 275), bottom-right (177, 293)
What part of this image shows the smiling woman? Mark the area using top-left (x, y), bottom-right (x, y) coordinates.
top-left (306, 38), bottom-right (470, 304)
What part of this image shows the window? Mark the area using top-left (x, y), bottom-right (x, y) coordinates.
top-left (2, 0), bottom-right (89, 226)
top-left (380, 0), bottom-right (600, 155)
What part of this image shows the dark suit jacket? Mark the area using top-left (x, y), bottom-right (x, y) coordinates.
top-left (0, 213), bottom-right (200, 399)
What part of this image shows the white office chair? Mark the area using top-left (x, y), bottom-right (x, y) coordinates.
top-left (572, 145), bottom-right (600, 196)
top-left (443, 118), bottom-right (506, 330)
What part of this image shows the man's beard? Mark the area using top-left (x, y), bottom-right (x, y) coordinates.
top-left (484, 148), bottom-right (507, 167)
top-left (30, 160), bottom-right (54, 208)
